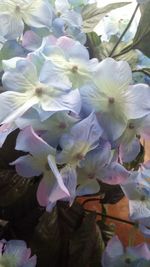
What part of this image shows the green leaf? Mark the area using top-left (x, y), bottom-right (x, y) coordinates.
top-left (86, 32), bottom-right (101, 58)
top-left (132, 2), bottom-right (150, 57)
top-left (0, 170), bottom-right (31, 207)
top-left (82, 2), bottom-right (131, 33)
top-left (98, 37), bottom-right (139, 69)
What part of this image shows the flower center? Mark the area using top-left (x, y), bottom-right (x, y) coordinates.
top-left (57, 11), bottom-right (61, 17)
top-left (128, 122), bottom-right (135, 129)
top-left (58, 122), bottom-right (67, 129)
top-left (15, 5), bottom-right (21, 13)
top-left (75, 153), bottom-right (84, 161)
top-left (108, 97), bottom-right (115, 104)
top-left (35, 87), bottom-right (44, 97)
top-left (71, 65), bottom-right (78, 73)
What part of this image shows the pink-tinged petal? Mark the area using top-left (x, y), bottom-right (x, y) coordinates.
top-left (22, 31), bottom-right (42, 51)
top-left (11, 155), bottom-right (42, 178)
top-left (15, 126), bottom-right (55, 157)
top-left (101, 162), bottom-right (130, 185)
top-left (57, 36), bottom-right (89, 60)
top-left (37, 175), bottom-right (55, 207)
top-left (127, 243), bottom-right (150, 260)
top-left (47, 154), bottom-right (70, 197)
top-left (0, 123), bottom-right (17, 147)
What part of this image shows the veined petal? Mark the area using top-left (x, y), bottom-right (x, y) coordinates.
top-left (12, 155), bottom-right (42, 178)
top-left (94, 58), bottom-right (132, 94)
top-left (39, 60), bottom-right (71, 89)
top-left (2, 59), bottom-right (38, 92)
top-left (47, 154), bottom-right (70, 197)
top-left (15, 126), bottom-right (55, 157)
top-left (0, 91), bottom-right (38, 124)
top-left (1, 95), bottom-right (39, 124)
top-left (0, 13), bottom-right (24, 39)
top-left (37, 175), bottom-right (55, 206)
top-left (23, 0), bottom-right (52, 28)
top-left (41, 88), bottom-right (81, 115)
top-left (56, 36), bottom-right (89, 60)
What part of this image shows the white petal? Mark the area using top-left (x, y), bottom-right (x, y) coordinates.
top-left (0, 13), bottom-right (24, 39)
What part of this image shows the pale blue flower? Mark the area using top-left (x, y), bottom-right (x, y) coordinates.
top-left (34, 35), bottom-right (98, 88)
top-left (80, 58), bottom-right (150, 142)
top-left (56, 112), bottom-right (103, 167)
top-left (12, 126), bottom-right (70, 210)
top-left (0, 57), bottom-right (81, 126)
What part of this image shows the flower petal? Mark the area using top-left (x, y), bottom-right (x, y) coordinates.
top-left (12, 155), bottom-right (42, 178)
top-left (15, 126), bottom-right (55, 157)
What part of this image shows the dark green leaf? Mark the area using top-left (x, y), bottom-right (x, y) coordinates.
top-left (133, 68), bottom-right (150, 77)
top-left (30, 202), bottom-right (85, 267)
top-left (132, 3), bottom-right (150, 57)
top-left (82, 2), bottom-right (131, 33)
top-left (0, 170), bottom-right (31, 207)
top-left (31, 208), bottom-right (61, 267)
top-left (69, 212), bottom-right (104, 267)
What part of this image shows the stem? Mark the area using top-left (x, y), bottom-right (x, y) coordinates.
top-left (109, 3), bottom-right (139, 57)
top-left (84, 208), bottom-right (135, 226)
top-left (81, 197), bottom-right (101, 206)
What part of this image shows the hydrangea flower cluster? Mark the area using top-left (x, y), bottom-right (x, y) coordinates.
top-left (0, 0), bottom-right (150, 265)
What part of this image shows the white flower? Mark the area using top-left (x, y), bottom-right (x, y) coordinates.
top-left (80, 58), bottom-right (150, 141)
top-left (0, 0), bottom-right (52, 40)
top-left (0, 57), bottom-right (81, 125)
